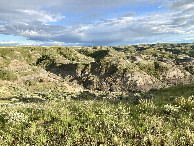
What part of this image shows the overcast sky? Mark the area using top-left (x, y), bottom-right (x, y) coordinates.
top-left (0, 0), bottom-right (194, 46)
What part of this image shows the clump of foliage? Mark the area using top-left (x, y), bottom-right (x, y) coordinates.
top-left (185, 65), bottom-right (193, 74)
top-left (36, 55), bottom-right (56, 69)
top-left (78, 47), bottom-right (94, 56)
top-left (98, 60), bottom-right (119, 75)
top-left (137, 61), bottom-right (167, 79)
top-left (0, 69), bottom-right (17, 81)
top-left (189, 50), bottom-right (194, 57)
top-left (89, 50), bottom-right (109, 61)
top-left (57, 47), bottom-right (80, 61)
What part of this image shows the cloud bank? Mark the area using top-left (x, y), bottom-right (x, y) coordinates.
top-left (0, 0), bottom-right (194, 46)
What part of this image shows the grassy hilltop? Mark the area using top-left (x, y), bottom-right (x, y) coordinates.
top-left (0, 43), bottom-right (194, 145)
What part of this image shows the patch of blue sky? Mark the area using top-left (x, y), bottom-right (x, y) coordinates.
top-left (0, 34), bottom-right (41, 46)
top-left (47, 1), bottom-right (165, 26)
top-left (0, 34), bottom-right (27, 42)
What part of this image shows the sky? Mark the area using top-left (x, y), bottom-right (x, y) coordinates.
top-left (0, 0), bottom-right (194, 46)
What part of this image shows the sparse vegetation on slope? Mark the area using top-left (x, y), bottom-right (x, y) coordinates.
top-left (0, 43), bottom-right (193, 145)
top-left (0, 43), bottom-right (194, 92)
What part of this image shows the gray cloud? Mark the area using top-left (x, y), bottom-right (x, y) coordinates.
top-left (0, 0), bottom-right (155, 12)
top-left (0, 0), bottom-right (194, 46)
top-left (0, 0), bottom-right (55, 10)
top-left (1, 10), bottom-right (193, 46)
top-left (123, 12), bottom-right (137, 17)
top-left (0, 9), bottom-right (64, 24)
top-left (168, 0), bottom-right (194, 11)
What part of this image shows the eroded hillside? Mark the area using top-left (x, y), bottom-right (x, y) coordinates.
top-left (0, 43), bottom-right (193, 96)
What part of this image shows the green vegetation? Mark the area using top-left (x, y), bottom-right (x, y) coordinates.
top-left (36, 55), bottom-right (56, 69)
top-left (0, 69), bottom-right (17, 81)
top-left (0, 47), bottom-right (14, 57)
top-left (57, 47), bottom-right (80, 61)
top-left (189, 50), bottom-right (194, 57)
top-left (0, 84), bottom-right (193, 145)
top-left (89, 50), bottom-right (109, 61)
top-left (78, 47), bottom-right (94, 56)
top-left (137, 61), bottom-right (168, 79)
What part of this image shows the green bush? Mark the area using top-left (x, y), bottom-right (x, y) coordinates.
top-left (78, 47), bottom-right (94, 56)
top-left (138, 61), bottom-right (167, 79)
top-left (36, 55), bottom-right (56, 69)
top-left (89, 50), bottom-right (109, 61)
top-left (0, 69), bottom-right (17, 81)
top-left (189, 50), bottom-right (194, 57)
top-left (57, 47), bottom-right (80, 61)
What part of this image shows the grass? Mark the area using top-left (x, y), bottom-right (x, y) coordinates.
top-left (0, 83), bottom-right (193, 145)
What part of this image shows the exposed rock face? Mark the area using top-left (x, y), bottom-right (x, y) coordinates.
top-left (49, 60), bottom-right (193, 92)
top-left (9, 60), bottom-right (30, 71)
top-left (84, 71), bottom-right (160, 92)
top-left (123, 71), bottom-right (161, 92)
top-left (160, 67), bottom-right (193, 85)
top-left (162, 68), bottom-right (185, 80)
top-left (20, 69), bottom-right (48, 81)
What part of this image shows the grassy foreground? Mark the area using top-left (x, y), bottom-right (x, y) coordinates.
top-left (0, 84), bottom-right (194, 145)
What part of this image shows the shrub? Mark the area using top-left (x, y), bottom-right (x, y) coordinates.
top-left (89, 50), bottom-right (109, 61)
top-left (138, 61), bottom-right (167, 79)
top-left (175, 96), bottom-right (194, 111)
top-left (57, 47), bottom-right (80, 61)
top-left (78, 47), bottom-right (94, 56)
top-left (36, 55), bottom-right (56, 69)
top-left (188, 50), bottom-right (194, 57)
top-left (0, 69), bottom-right (17, 81)
top-left (163, 104), bottom-right (179, 115)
